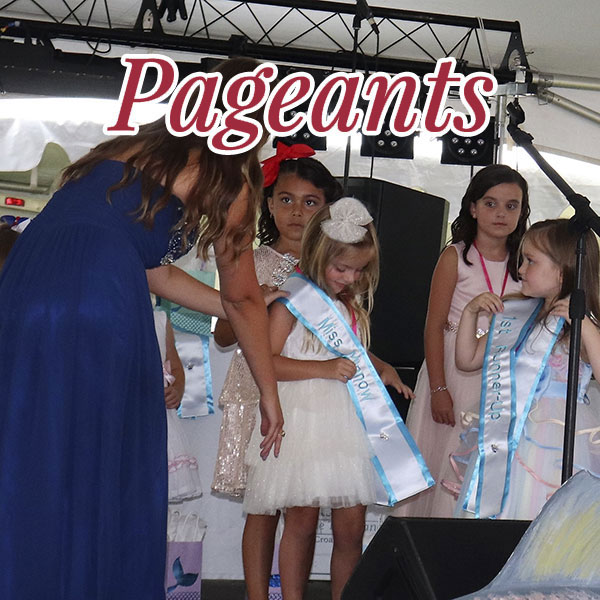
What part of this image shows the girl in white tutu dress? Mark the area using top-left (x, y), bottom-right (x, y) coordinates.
top-left (244, 197), bottom-right (414, 600)
top-left (153, 310), bottom-right (202, 503)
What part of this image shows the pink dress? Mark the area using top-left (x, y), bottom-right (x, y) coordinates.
top-left (392, 241), bottom-right (521, 517)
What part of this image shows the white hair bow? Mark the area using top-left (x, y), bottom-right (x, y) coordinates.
top-left (320, 197), bottom-right (373, 243)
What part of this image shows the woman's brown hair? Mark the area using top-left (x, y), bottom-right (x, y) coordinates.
top-left (60, 57), bottom-right (266, 260)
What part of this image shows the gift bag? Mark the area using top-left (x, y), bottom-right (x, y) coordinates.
top-left (165, 511), bottom-right (207, 600)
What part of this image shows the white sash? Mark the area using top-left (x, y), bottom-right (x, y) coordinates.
top-left (278, 273), bottom-right (434, 506)
top-left (174, 330), bottom-right (214, 418)
top-left (462, 297), bottom-right (564, 517)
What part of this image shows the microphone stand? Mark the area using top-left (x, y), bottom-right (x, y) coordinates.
top-left (342, 8), bottom-right (361, 195)
top-left (506, 99), bottom-right (600, 483)
top-left (342, 0), bottom-right (379, 194)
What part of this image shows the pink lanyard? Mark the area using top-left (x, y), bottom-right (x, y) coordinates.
top-left (349, 307), bottom-right (358, 335)
top-left (473, 241), bottom-right (509, 297)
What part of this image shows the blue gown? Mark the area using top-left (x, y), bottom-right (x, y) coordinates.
top-left (0, 160), bottom-right (193, 599)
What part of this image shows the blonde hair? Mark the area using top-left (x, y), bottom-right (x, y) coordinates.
top-left (60, 57), bottom-right (265, 261)
top-left (299, 202), bottom-right (380, 347)
top-left (522, 219), bottom-right (600, 341)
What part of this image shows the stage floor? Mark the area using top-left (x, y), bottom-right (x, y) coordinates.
top-left (201, 579), bottom-right (331, 599)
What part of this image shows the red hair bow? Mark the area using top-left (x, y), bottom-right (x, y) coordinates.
top-left (261, 142), bottom-right (316, 187)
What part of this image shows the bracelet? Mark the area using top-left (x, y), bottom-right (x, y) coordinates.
top-left (430, 385), bottom-right (448, 394)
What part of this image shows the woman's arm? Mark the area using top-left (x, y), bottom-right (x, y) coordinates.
top-left (213, 284), bottom-right (283, 348)
top-left (213, 318), bottom-right (237, 348)
top-left (214, 185), bottom-right (283, 459)
top-left (164, 319), bottom-right (185, 409)
top-left (424, 246), bottom-right (458, 426)
top-left (269, 302), bottom-right (357, 383)
top-left (456, 292), bottom-right (503, 371)
top-left (147, 265), bottom-right (226, 318)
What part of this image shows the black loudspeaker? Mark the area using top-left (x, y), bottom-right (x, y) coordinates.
top-left (341, 178), bottom-right (448, 368)
top-left (342, 516), bottom-right (530, 600)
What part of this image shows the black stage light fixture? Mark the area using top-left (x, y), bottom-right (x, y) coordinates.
top-left (440, 117), bottom-right (496, 166)
top-left (360, 109), bottom-right (415, 159)
top-left (272, 102), bottom-right (327, 152)
top-left (273, 66), bottom-right (333, 152)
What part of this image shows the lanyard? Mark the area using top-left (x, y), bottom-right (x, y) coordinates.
top-left (473, 241), bottom-right (509, 297)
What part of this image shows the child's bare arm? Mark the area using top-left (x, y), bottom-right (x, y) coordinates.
top-left (269, 302), bottom-right (356, 383)
top-left (425, 247), bottom-right (458, 426)
top-left (456, 292), bottom-right (502, 371)
top-left (164, 319), bottom-right (185, 409)
top-left (368, 351), bottom-right (414, 399)
top-left (551, 298), bottom-right (600, 380)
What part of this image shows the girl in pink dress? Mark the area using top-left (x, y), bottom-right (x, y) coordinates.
top-left (393, 165), bottom-right (530, 518)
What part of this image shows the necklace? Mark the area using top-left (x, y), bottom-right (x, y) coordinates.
top-left (473, 241), bottom-right (509, 297)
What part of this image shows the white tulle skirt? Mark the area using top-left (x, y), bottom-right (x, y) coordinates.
top-left (243, 377), bottom-right (376, 515)
top-left (166, 409), bottom-right (202, 503)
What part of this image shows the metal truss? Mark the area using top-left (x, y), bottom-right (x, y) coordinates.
top-left (0, 0), bottom-right (529, 96)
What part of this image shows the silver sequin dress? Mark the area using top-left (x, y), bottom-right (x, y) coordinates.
top-left (211, 245), bottom-right (298, 496)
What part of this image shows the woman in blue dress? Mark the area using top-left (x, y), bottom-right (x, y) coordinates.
top-left (0, 57), bottom-right (283, 600)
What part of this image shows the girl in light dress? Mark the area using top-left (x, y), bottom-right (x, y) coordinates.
top-left (394, 165), bottom-right (530, 518)
top-left (243, 197), bottom-right (415, 600)
top-left (153, 309), bottom-right (202, 502)
top-left (212, 143), bottom-right (342, 600)
top-left (454, 218), bottom-right (600, 519)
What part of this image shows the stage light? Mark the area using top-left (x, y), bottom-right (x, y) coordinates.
top-left (273, 103), bottom-right (327, 152)
top-left (440, 118), bottom-right (496, 166)
top-left (360, 110), bottom-right (415, 159)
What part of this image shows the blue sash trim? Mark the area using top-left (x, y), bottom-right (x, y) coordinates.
top-left (466, 298), bottom-right (564, 517)
top-left (277, 272), bottom-right (434, 506)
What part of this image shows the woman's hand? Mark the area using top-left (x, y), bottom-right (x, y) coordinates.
top-left (464, 292), bottom-right (504, 316)
top-left (431, 389), bottom-right (455, 426)
top-left (258, 391), bottom-right (285, 460)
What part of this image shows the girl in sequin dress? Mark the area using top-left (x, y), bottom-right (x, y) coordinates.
top-left (393, 165), bottom-right (530, 518)
top-left (212, 144), bottom-right (342, 600)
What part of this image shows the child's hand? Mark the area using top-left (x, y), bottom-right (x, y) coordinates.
top-left (550, 297), bottom-right (570, 323)
top-left (261, 284), bottom-right (289, 306)
top-left (431, 390), bottom-right (455, 427)
top-left (164, 383), bottom-right (182, 409)
top-left (325, 357), bottom-right (357, 383)
top-left (379, 362), bottom-right (415, 399)
top-left (465, 292), bottom-right (504, 316)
